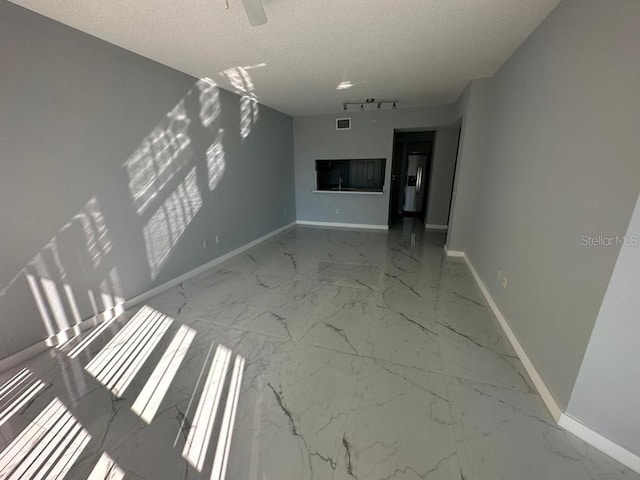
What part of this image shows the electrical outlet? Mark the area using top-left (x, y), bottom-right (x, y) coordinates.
top-left (335, 208), bottom-right (340, 215)
top-left (215, 235), bottom-right (222, 244)
top-left (502, 276), bottom-right (508, 288)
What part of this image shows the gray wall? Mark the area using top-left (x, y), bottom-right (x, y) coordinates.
top-left (293, 106), bottom-right (454, 226)
top-left (0, 2), bottom-right (295, 360)
top-left (446, 79), bottom-right (491, 251)
top-left (426, 127), bottom-right (459, 227)
top-left (568, 194), bottom-right (640, 455)
top-left (451, 0), bottom-right (640, 408)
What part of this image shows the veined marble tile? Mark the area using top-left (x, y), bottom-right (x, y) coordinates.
top-left (383, 244), bottom-right (445, 275)
top-left (221, 240), bottom-right (328, 280)
top-left (436, 287), bottom-right (486, 311)
top-left (175, 267), bottom-right (237, 297)
top-left (309, 262), bottom-right (384, 291)
top-left (297, 298), bottom-right (377, 356)
top-left (379, 268), bottom-right (442, 299)
top-left (436, 291), bottom-right (499, 330)
top-left (435, 293), bottom-right (534, 392)
top-left (439, 259), bottom-right (485, 305)
top-left (363, 308), bottom-right (443, 374)
top-left (144, 269), bottom-right (290, 320)
top-left (226, 343), bottom-right (361, 480)
top-left (159, 300), bottom-right (296, 340)
top-left (334, 358), bottom-right (461, 480)
top-left (316, 230), bottom-right (388, 266)
top-left (1, 223), bottom-right (633, 480)
top-left (375, 278), bottom-right (439, 325)
top-left (165, 272), bottom-right (291, 313)
top-left (251, 278), bottom-right (373, 310)
top-left (446, 376), bottom-right (592, 480)
top-left (144, 284), bottom-right (192, 318)
top-left (232, 282), bottom-right (376, 346)
top-left (387, 226), bottom-right (445, 250)
top-left (567, 434), bottom-right (640, 480)
top-left (10, 319), bottom-right (286, 480)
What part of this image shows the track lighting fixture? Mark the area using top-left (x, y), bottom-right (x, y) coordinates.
top-left (341, 99), bottom-right (398, 112)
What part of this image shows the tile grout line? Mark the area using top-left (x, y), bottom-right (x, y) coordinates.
top-left (432, 276), bottom-right (467, 480)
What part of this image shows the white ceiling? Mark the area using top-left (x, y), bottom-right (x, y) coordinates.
top-left (9, 0), bottom-right (560, 116)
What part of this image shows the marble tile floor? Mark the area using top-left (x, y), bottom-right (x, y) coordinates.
top-left (0, 220), bottom-right (638, 480)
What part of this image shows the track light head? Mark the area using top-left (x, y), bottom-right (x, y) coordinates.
top-left (341, 99), bottom-right (398, 111)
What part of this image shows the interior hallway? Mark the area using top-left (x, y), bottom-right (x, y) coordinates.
top-left (0, 221), bottom-right (637, 480)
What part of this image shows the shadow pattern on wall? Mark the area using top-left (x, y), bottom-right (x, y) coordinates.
top-left (0, 63), bottom-right (268, 360)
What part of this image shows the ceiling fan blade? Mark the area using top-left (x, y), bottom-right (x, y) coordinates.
top-left (240, 0), bottom-right (268, 26)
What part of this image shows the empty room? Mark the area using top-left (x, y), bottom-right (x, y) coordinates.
top-left (0, 0), bottom-right (639, 478)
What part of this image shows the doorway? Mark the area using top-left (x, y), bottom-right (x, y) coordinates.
top-left (388, 130), bottom-right (435, 225)
top-left (444, 123), bottom-right (463, 247)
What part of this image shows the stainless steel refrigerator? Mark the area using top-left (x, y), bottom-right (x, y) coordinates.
top-left (403, 155), bottom-right (428, 214)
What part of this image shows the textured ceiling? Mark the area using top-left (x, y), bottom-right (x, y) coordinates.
top-left (8, 0), bottom-right (560, 116)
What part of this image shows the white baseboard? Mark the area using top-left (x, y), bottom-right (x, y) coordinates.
top-left (456, 249), bottom-right (640, 474)
top-left (444, 245), bottom-right (465, 257)
top-left (0, 222), bottom-right (296, 375)
top-left (0, 341), bottom-right (50, 374)
top-left (559, 414), bottom-right (640, 474)
top-left (296, 220), bottom-right (389, 230)
top-left (0, 305), bottom-right (122, 374)
top-left (125, 221), bottom-right (296, 309)
top-left (425, 224), bottom-right (448, 231)
top-left (460, 252), bottom-right (562, 421)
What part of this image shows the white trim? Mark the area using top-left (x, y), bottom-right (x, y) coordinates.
top-left (0, 309), bottom-right (118, 374)
top-left (125, 221), bottom-right (296, 309)
top-left (460, 252), bottom-right (562, 421)
top-left (312, 190), bottom-right (383, 195)
top-left (425, 224), bottom-right (448, 231)
top-left (0, 342), bottom-right (49, 375)
top-left (559, 413), bottom-right (640, 474)
top-left (296, 220), bottom-right (388, 230)
top-left (0, 222), bottom-right (296, 375)
top-left (453, 250), bottom-right (640, 474)
top-left (444, 245), bottom-right (465, 257)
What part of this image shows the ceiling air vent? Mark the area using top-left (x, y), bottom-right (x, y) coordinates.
top-left (336, 118), bottom-right (351, 131)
